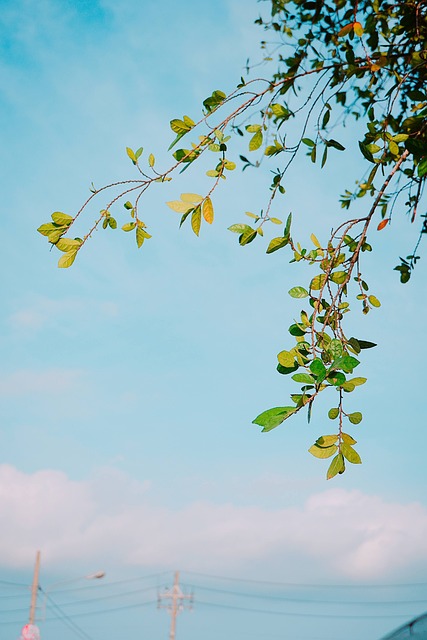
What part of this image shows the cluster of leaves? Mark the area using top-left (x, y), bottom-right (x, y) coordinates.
top-left (38, 0), bottom-right (427, 477)
top-left (251, 219), bottom-right (379, 478)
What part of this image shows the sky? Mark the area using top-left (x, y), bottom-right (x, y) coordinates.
top-left (1, 1), bottom-right (427, 639)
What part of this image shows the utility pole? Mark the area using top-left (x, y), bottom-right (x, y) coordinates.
top-left (158, 571), bottom-right (193, 640)
top-left (29, 551), bottom-right (41, 625)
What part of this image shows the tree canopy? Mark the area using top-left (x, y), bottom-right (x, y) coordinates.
top-left (38, 0), bottom-right (427, 478)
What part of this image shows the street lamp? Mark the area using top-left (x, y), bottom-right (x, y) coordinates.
top-left (19, 551), bottom-right (106, 639)
top-left (41, 567), bottom-right (106, 621)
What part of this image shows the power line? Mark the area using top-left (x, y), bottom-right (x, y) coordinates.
top-left (47, 570), bottom-right (170, 595)
top-left (0, 599), bottom-right (157, 626)
top-left (196, 599), bottom-right (422, 620)
top-left (0, 580), bottom-right (29, 588)
top-left (42, 591), bottom-right (96, 640)
top-left (181, 583), bottom-right (427, 607)
top-left (183, 569), bottom-right (427, 590)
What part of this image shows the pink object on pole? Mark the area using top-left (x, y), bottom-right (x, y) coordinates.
top-left (19, 624), bottom-right (40, 640)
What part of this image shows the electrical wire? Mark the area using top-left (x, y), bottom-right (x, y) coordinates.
top-left (0, 599), bottom-right (158, 626)
top-left (41, 591), bottom-right (96, 640)
top-left (195, 599), bottom-right (422, 620)
top-left (183, 569), bottom-right (427, 590)
top-left (181, 583), bottom-right (427, 607)
top-left (44, 571), bottom-right (170, 595)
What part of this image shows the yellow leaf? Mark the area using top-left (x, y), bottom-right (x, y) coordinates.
top-left (310, 233), bottom-right (321, 248)
top-left (181, 193), bottom-right (203, 203)
top-left (202, 197), bottom-right (214, 224)
top-left (58, 251), bottom-right (77, 269)
top-left (353, 21), bottom-right (364, 37)
top-left (309, 444), bottom-right (337, 459)
top-left (166, 200), bottom-right (193, 213)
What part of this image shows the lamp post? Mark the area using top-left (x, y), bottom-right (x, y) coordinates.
top-left (41, 568), bottom-right (106, 621)
top-left (19, 551), bottom-right (105, 639)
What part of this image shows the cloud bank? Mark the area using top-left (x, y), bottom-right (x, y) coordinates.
top-left (2, 464), bottom-right (427, 581)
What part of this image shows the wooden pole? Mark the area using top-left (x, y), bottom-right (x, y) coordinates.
top-left (29, 551), bottom-right (41, 625)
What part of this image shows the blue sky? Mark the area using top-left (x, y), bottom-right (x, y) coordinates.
top-left (1, 1), bottom-right (427, 639)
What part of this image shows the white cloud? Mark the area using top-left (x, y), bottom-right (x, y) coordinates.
top-left (1, 465), bottom-right (427, 580)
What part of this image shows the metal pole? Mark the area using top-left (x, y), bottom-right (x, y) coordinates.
top-left (29, 551), bottom-right (41, 625)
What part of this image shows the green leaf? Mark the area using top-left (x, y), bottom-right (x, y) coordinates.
top-left (191, 207), bottom-right (202, 236)
top-left (302, 138), bottom-right (315, 147)
top-left (310, 274), bottom-right (327, 290)
top-left (51, 212), bottom-right (73, 226)
top-left (136, 227), bottom-right (147, 248)
top-left (327, 453), bottom-right (345, 479)
top-left (309, 443), bottom-right (337, 459)
top-left (341, 442), bottom-right (362, 464)
top-left (310, 358), bottom-right (326, 381)
top-left (328, 339), bottom-right (343, 359)
top-left (271, 103), bottom-right (289, 118)
top-left (330, 270), bottom-right (347, 284)
top-left (348, 412), bottom-right (363, 424)
top-left (292, 373), bottom-right (315, 384)
top-left (357, 340), bottom-right (377, 349)
top-left (288, 323), bottom-right (305, 337)
top-left (388, 140), bottom-right (399, 155)
top-left (37, 223), bottom-right (58, 237)
top-left (228, 223), bottom-right (252, 234)
top-left (249, 130), bottom-right (263, 151)
top-left (347, 377), bottom-right (367, 387)
top-left (239, 229), bottom-right (257, 246)
top-left (327, 371), bottom-right (346, 386)
top-left (47, 228), bottom-right (68, 244)
top-left (277, 362), bottom-right (299, 375)
top-left (288, 286), bottom-right (309, 298)
top-left (277, 350), bottom-right (296, 368)
top-left (269, 217), bottom-right (282, 225)
top-left (328, 407), bottom-right (339, 420)
top-left (122, 222), bottom-right (136, 232)
top-left (359, 141), bottom-right (375, 162)
top-left (266, 236), bottom-right (289, 254)
top-left (252, 406), bottom-right (296, 432)
top-left (368, 295), bottom-right (381, 307)
top-left (327, 139), bottom-right (345, 151)
top-left (342, 382), bottom-right (355, 393)
top-left (342, 432), bottom-right (357, 445)
top-left (332, 356), bottom-right (359, 373)
top-left (284, 213), bottom-right (292, 237)
top-left (58, 251), bottom-right (77, 269)
top-left (55, 238), bottom-right (82, 252)
top-left (124, 201), bottom-right (133, 210)
top-left (418, 158), bottom-right (427, 178)
top-left (170, 118), bottom-right (192, 134)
